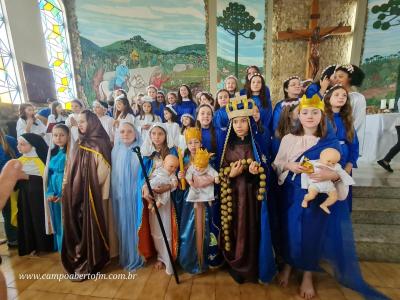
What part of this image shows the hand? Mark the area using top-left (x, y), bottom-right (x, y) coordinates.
top-left (309, 166), bottom-right (340, 182)
top-left (26, 118), bottom-right (34, 126)
top-left (177, 171), bottom-right (185, 180)
top-left (285, 162), bottom-right (308, 174)
top-left (113, 119), bottom-right (120, 128)
top-left (70, 117), bottom-right (77, 127)
top-left (153, 184), bottom-right (171, 194)
top-left (319, 75), bottom-right (330, 94)
top-left (344, 163), bottom-right (353, 175)
top-left (248, 161), bottom-right (259, 175)
top-left (2, 160), bottom-right (28, 181)
top-left (214, 177), bottom-right (220, 184)
top-left (142, 186), bottom-right (154, 204)
top-left (229, 161), bottom-right (243, 178)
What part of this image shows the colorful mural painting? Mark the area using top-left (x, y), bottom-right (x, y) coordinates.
top-left (76, 0), bottom-right (208, 104)
top-left (216, 0), bottom-right (265, 90)
top-left (360, 0), bottom-right (400, 109)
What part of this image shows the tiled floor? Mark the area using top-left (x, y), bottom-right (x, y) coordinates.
top-left (353, 162), bottom-right (400, 187)
top-left (0, 244), bottom-right (399, 300)
top-left (1, 163), bottom-right (399, 299)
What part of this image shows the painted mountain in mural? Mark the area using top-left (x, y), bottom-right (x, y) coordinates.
top-left (79, 35), bottom-right (246, 103)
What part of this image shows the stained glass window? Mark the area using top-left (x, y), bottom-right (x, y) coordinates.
top-left (0, 2), bottom-right (22, 104)
top-left (38, 0), bottom-right (76, 103)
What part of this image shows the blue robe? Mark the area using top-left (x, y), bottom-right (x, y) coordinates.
top-left (115, 64), bottom-right (129, 89)
top-left (213, 107), bottom-right (230, 166)
top-left (280, 132), bottom-right (388, 300)
top-left (176, 100), bottom-right (197, 125)
top-left (217, 118), bottom-right (276, 283)
top-left (152, 101), bottom-right (165, 121)
top-left (46, 148), bottom-right (66, 252)
top-left (330, 113), bottom-right (359, 211)
top-left (305, 83), bottom-right (322, 98)
top-left (240, 85), bottom-right (272, 108)
top-left (111, 137), bottom-right (144, 271)
top-left (271, 100), bottom-right (284, 158)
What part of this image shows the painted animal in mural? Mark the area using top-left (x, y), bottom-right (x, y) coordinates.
top-left (98, 66), bottom-right (161, 101)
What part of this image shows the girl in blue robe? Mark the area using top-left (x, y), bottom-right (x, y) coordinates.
top-left (111, 122), bottom-right (144, 271)
top-left (217, 97), bottom-right (276, 284)
top-left (195, 105), bottom-right (223, 267)
top-left (176, 85), bottom-right (197, 124)
top-left (272, 76), bottom-right (302, 158)
top-left (176, 127), bottom-right (217, 273)
top-left (324, 85), bottom-right (359, 212)
top-left (273, 96), bottom-right (387, 299)
top-left (239, 65), bottom-right (272, 108)
top-left (136, 123), bottom-right (179, 274)
top-left (45, 124), bottom-right (69, 252)
top-left (213, 89), bottom-right (231, 166)
top-left (245, 73), bottom-right (273, 133)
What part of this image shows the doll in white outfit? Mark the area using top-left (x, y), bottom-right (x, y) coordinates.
top-left (301, 148), bottom-right (355, 214)
top-left (149, 154), bottom-right (179, 213)
top-left (185, 148), bottom-right (219, 206)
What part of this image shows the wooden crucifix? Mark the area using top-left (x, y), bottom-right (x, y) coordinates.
top-left (277, 0), bottom-right (352, 79)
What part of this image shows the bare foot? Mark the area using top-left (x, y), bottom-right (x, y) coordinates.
top-left (299, 271), bottom-right (315, 299)
top-left (277, 264), bottom-right (292, 287)
top-left (154, 260), bottom-right (165, 271)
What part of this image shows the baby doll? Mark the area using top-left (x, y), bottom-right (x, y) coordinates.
top-left (185, 148), bottom-right (219, 206)
top-left (149, 154), bottom-right (179, 212)
top-left (301, 148), bottom-right (355, 214)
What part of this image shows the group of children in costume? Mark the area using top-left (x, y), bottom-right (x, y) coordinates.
top-left (0, 64), bottom-right (388, 299)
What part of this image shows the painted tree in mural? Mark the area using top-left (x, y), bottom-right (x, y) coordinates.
top-left (217, 2), bottom-right (262, 77)
top-left (372, 0), bottom-right (400, 99)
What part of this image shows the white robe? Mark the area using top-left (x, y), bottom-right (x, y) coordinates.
top-left (134, 114), bottom-right (161, 141)
top-left (164, 122), bottom-right (181, 148)
top-left (147, 157), bottom-right (176, 275)
top-left (98, 115), bottom-right (114, 143)
top-left (65, 113), bottom-right (80, 154)
top-left (349, 92), bottom-right (366, 156)
top-left (16, 118), bottom-right (46, 138)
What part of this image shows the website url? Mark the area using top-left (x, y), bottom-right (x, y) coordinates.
top-left (18, 272), bottom-right (137, 282)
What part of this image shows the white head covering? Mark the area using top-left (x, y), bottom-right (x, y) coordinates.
top-left (142, 95), bottom-right (154, 103)
top-left (140, 122), bottom-right (172, 156)
top-left (180, 113), bottom-right (194, 124)
top-left (18, 136), bottom-right (41, 176)
top-left (165, 104), bottom-right (177, 116)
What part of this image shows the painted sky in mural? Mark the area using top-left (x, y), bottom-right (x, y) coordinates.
top-left (76, 0), bottom-right (205, 50)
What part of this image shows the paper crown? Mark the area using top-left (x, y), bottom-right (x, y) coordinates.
top-left (299, 94), bottom-right (324, 111)
top-left (225, 95), bottom-right (256, 119)
top-left (193, 148), bottom-right (212, 169)
top-left (184, 127), bottom-right (202, 143)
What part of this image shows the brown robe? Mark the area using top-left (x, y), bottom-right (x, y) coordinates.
top-left (222, 139), bottom-right (261, 282)
top-left (61, 110), bottom-right (114, 275)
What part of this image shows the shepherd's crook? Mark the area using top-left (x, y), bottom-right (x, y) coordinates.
top-left (133, 146), bottom-right (180, 284)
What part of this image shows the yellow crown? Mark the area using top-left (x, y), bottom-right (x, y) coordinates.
top-left (225, 95), bottom-right (256, 119)
top-left (299, 94), bottom-right (324, 111)
top-left (184, 127), bottom-right (202, 144)
top-left (193, 148), bottom-right (212, 169)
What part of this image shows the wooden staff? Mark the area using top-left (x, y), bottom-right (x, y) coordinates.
top-left (177, 147), bottom-right (186, 190)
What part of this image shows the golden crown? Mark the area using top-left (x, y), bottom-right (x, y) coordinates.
top-left (193, 148), bottom-right (212, 169)
top-left (225, 95), bottom-right (256, 120)
top-left (184, 127), bottom-right (202, 144)
top-left (299, 94), bottom-right (324, 111)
